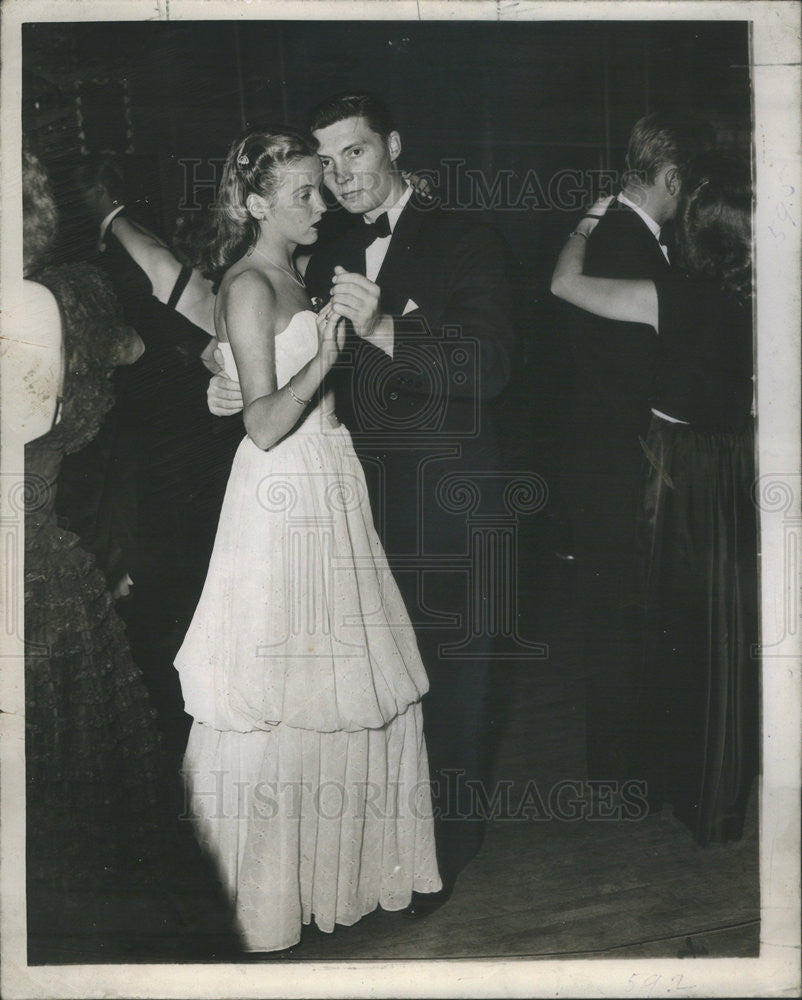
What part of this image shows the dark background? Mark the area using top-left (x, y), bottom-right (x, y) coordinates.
top-left (22, 17), bottom-right (752, 517)
top-left (23, 19), bottom-right (752, 244)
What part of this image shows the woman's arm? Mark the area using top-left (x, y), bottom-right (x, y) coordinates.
top-left (550, 209), bottom-right (659, 331)
top-left (224, 272), bottom-right (343, 451)
top-left (174, 270), bottom-right (217, 337)
top-left (108, 215), bottom-right (183, 304)
top-left (110, 215), bottom-right (216, 336)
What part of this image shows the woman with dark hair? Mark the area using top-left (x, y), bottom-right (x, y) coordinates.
top-left (174, 128), bottom-right (441, 953)
top-left (18, 148), bottom-right (238, 961)
top-left (551, 152), bottom-right (758, 846)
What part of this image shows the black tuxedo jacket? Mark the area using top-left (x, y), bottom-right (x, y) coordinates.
top-left (306, 192), bottom-right (514, 447)
top-left (304, 191), bottom-right (515, 556)
top-left (567, 199), bottom-right (671, 472)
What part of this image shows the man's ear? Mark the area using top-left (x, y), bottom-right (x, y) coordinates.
top-left (664, 165), bottom-right (680, 197)
top-left (386, 131), bottom-right (402, 163)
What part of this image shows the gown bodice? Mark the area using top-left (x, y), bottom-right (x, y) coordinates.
top-left (218, 311), bottom-right (338, 436)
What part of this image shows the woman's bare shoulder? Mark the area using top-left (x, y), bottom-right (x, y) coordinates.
top-left (219, 260), bottom-right (275, 298)
top-left (216, 265), bottom-right (278, 342)
top-left (22, 279), bottom-right (62, 350)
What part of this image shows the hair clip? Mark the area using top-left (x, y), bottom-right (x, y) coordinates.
top-left (237, 153), bottom-right (249, 167)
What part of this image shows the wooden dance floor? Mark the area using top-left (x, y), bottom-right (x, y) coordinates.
top-left (274, 527), bottom-right (760, 963)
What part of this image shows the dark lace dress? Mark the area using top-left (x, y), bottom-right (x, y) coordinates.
top-left (24, 263), bottom-right (239, 963)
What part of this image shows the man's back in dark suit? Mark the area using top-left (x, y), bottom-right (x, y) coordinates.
top-left (565, 199), bottom-right (670, 786)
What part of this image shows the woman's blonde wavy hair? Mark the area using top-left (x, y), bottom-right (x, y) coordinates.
top-left (204, 127), bottom-right (318, 287)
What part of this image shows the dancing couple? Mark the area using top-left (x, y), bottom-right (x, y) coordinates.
top-left (551, 117), bottom-right (757, 847)
top-left (177, 91), bottom-right (514, 951)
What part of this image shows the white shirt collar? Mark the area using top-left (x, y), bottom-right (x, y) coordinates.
top-left (98, 204), bottom-right (126, 250)
top-left (364, 183), bottom-right (413, 232)
top-left (617, 192), bottom-right (664, 243)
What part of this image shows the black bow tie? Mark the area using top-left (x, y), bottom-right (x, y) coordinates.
top-left (360, 212), bottom-right (391, 247)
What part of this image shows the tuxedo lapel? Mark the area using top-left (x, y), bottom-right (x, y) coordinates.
top-left (305, 217), bottom-right (366, 302)
top-left (339, 221), bottom-right (370, 276)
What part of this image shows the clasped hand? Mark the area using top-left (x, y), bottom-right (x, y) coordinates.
top-left (316, 300), bottom-right (346, 366)
top-left (207, 358), bottom-right (242, 416)
top-left (330, 265), bottom-right (381, 340)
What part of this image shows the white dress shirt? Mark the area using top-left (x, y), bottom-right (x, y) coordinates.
top-left (363, 184), bottom-right (413, 282)
top-left (355, 184), bottom-right (414, 359)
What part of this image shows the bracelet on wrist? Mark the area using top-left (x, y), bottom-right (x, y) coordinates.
top-left (569, 230), bottom-right (590, 241)
top-left (288, 377), bottom-right (311, 406)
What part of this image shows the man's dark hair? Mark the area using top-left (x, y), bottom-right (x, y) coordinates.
top-left (624, 112), bottom-right (714, 187)
top-left (308, 91), bottom-right (396, 139)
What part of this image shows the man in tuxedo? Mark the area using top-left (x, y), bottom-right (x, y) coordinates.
top-left (209, 91), bottom-right (515, 914)
top-left (564, 113), bottom-right (711, 800)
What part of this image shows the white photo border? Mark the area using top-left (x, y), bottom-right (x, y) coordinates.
top-left (1, 1), bottom-right (799, 997)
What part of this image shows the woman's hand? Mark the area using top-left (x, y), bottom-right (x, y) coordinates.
top-left (316, 301), bottom-right (345, 369)
top-left (402, 169), bottom-right (435, 201)
top-left (575, 195), bottom-right (615, 238)
top-left (586, 194), bottom-right (615, 217)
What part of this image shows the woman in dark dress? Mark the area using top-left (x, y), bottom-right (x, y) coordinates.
top-left (19, 148), bottom-right (239, 961)
top-left (67, 159), bottom-right (243, 749)
top-left (551, 152), bottom-right (758, 846)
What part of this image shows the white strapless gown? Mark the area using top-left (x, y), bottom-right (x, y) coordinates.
top-left (175, 311), bottom-right (440, 952)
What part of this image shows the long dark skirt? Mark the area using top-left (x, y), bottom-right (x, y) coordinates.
top-left (637, 415), bottom-right (759, 845)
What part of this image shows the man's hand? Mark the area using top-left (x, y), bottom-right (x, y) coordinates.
top-left (330, 266), bottom-right (381, 340)
top-left (200, 337), bottom-right (223, 374)
top-left (208, 372), bottom-right (244, 416)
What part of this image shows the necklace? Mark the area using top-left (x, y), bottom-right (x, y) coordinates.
top-left (247, 244), bottom-right (305, 287)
